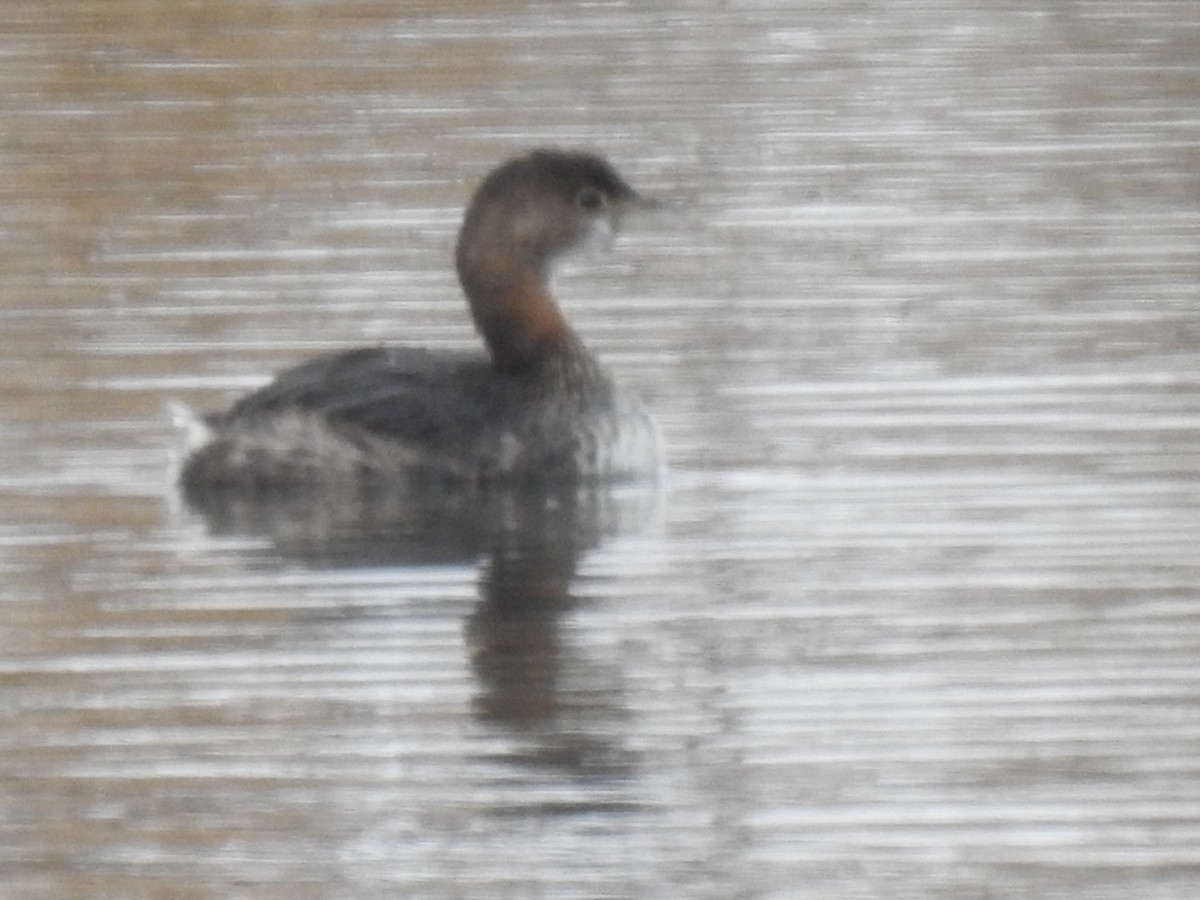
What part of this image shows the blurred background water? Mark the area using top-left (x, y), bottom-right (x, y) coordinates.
top-left (2, 1), bottom-right (1199, 897)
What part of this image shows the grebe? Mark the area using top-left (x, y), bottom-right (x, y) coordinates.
top-left (180, 149), bottom-right (662, 491)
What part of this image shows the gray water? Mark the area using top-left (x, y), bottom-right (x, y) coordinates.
top-left (2, 1), bottom-right (1200, 897)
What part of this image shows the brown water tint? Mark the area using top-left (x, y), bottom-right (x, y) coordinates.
top-left (2, 1), bottom-right (1200, 897)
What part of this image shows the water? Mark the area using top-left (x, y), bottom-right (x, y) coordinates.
top-left (2, 1), bottom-right (1199, 897)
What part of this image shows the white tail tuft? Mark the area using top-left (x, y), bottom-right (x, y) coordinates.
top-left (167, 401), bottom-right (213, 451)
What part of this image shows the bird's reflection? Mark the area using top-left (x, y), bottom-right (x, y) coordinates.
top-left (183, 476), bottom-right (659, 777)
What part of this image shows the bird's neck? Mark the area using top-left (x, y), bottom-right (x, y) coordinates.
top-left (457, 246), bottom-right (579, 374)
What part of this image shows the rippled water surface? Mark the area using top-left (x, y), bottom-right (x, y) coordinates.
top-left (3, 1), bottom-right (1200, 897)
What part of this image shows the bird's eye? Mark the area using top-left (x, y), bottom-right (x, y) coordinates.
top-left (575, 187), bottom-right (606, 212)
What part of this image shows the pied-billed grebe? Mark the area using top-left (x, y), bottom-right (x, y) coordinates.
top-left (180, 149), bottom-right (662, 491)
